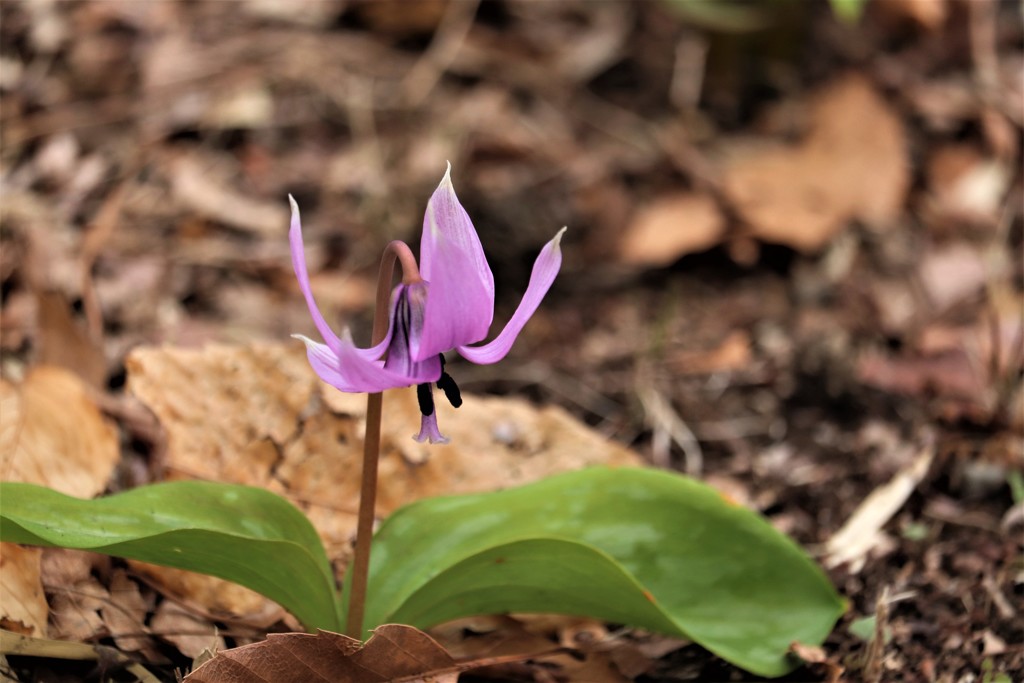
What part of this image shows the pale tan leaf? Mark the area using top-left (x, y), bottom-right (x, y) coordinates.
top-left (0, 544), bottom-right (47, 636)
top-left (619, 193), bottom-right (725, 266)
top-left (825, 444), bottom-right (935, 571)
top-left (0, 366), bottom-right (119, 497)
top-left (722, 74), bottom-right (908, 252)
top-left (150, 600), bottom-right (224, 660)
top-left (101, 570), bottom-right (152, 653)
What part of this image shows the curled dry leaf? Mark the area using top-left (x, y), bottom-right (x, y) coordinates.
top-left (722, 74), bottom-right (908, 252)
top-left (184, 624), bottom-right (460, 683)
top-left (125, 342), bottom-right (639, 618)
top-left (619, 193), bottom-right (725, 267)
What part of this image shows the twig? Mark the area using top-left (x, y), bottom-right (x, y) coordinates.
top-left (637, 385), bottom-right (703, 477)
top-left (401, 0), bottom-right (481, 106)
top-left (864, 586), bottom-right (890, 683)
top-left (345, 241), bottom-right (420, 639)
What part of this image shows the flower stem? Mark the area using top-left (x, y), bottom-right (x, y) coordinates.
top-left (345, 240), bottom-right (420, 639)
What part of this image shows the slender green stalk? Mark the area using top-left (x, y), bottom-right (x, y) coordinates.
top-left (345, 241), bottom-right (421, 639)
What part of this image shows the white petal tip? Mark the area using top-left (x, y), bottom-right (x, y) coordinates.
top-left (291, 333), bottom-right (314, 346)
top-left (288, 194), bottom-right (299, 215)
top-left (440, 161), bottom-right (453, 189)
top-left (552, 226), bottom-right (567, 247)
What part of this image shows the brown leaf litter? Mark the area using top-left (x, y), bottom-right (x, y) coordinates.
top-left (721, 73), bottom-right (909, 252)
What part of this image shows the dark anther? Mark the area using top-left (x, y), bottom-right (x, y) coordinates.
top-left (437, 372), bottom-right (463, 408)
top-left (416, 382), bottom-right (435, 416)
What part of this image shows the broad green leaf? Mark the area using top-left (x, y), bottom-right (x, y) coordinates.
top-left (356, 467), bottom-right (845, 677)
top-left (0, 481), bottom-right (341, 631)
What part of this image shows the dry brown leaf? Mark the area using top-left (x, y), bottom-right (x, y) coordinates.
top-left (0, 367), bottom-right (119, 638)
top-left (125, 342), bottom-right (639, 620)
top-left (668, 329), bottom-right (751, 375)
top-left (101, 570), bottom-right (152, 654)
top-left (0, 544), bottom-right (47, 636)
top-left (48, 575), bottom-right (109, 642)
top-left (150, 600), bottom-right (224, 660)
top-left (0, 366), bottom-right (119, 496)
top-left (169, 151), bottom-right (288, 235)
top-left (722, 74), bottom-right (908, 252)
top-left (619, 193), bottom-right (725, 266)
top-left (184, 624), bottom-right (460, 683)
top-left (874, 0), bottom-right (948, 30)
top-left (34, 290), bottom-right (108, 389)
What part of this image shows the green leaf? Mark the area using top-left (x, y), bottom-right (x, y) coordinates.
top-left (0, 481), bottom-right (341, 632)
top-left (357, 467), bottom-right (845, 677)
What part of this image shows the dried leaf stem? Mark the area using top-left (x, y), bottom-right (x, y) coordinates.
top-left (346, 240), bottom-right (421, 639)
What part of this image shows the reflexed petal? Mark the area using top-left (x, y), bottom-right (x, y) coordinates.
top-left (413, 412), bottom-right (450, 445)
top-left (414, 165), bottom-right (494, 359)
top-left (289, 196), bottom-right (343, 354)
top-left (456, 227), bottom-right (565, 365)
top-left (290, 196), bottom-right (393, 362)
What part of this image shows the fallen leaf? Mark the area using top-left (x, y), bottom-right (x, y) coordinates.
top-left (184, 624), bottom-right (460, 683)
top-left (48, 575), bottom-right (109, 642)
top-left (0, 544), bottom-right (47, 636)
top-left (33, 256), bottom-right (106, 385)
top-left (101, 570), bottom-right (153, 654)
top-left (722, 74), bottom-right (908, 252)
top-left (619, 193), bottom-right (725, 266)
top-left (668, 329), bottom-right (752, 375)
top-left (150, 600), bottom-right (224, 660)
top-left (169, 151), bottom-right (288, 235)
top-left (0, 367), bottom-right (119, 637)
top-left (125, 562), bottom-right (284, 629)
top-left (0, 366), bottom-right (119, 496)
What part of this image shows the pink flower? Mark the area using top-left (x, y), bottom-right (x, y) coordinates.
top-left (290, 165), bottom-right (564, 444)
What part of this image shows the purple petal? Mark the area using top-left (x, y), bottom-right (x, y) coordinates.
top-left (414, 165), bottom-right (495, 360)
top-left (289, 196), bottom-right (344, 354)
top-left (413, 411), bottom-right (450, 445)
top-left (290, 196), bottom-right (393, 362)
top-left (457, 228), bottom-right (565, 365)
top-left (294, 330), bottom-right (440, 393)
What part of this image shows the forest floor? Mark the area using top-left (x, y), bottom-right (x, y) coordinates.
top-left (0, 1), bottom-right (1021, 681)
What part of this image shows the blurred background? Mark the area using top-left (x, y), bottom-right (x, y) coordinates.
top-left (1, 0), bottom-right (1022, 679)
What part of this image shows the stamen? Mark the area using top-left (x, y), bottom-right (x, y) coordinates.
top-left (437, 373), bottom-right (462, 408)
top-left (436, 354), bottom-right (462, 407)
top-left (416, 382), bottom-right (435, 416)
